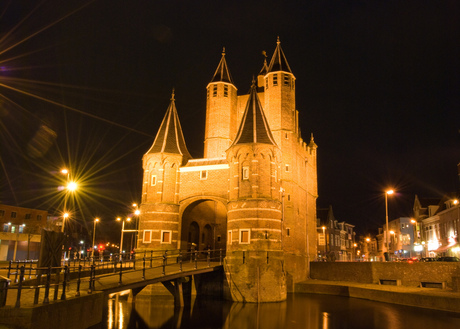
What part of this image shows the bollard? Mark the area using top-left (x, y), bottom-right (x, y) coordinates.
top-left (43, 266), bottom-right (51, 304)
top-left (162, 253), bottom-right (166, 275)
top-left (61, 266), bottom-right (68, 300)
top-left (88, 264), bottom-right (94, 294)
top-left (118, 260), bottom-right (123, 286)
top-left (179, 251), bottom-right (183, 272)
top-left (207, 250), bottom-right (210, 267)
top-left (15, 266), bottom-right (25, 308)
top-left (219, 249), bottom-right (222, 265)
top-left (194, 250), bottom-right (197, 269)
top-left (150, 251), bottom-right (153, 268)
top-left (34, 273), bottom-right (41, 304)
top-left (75, 265), bottom-right (82, 297)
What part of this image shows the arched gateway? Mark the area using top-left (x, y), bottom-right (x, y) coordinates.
top-left (136, 39), bottom-right (318, 302)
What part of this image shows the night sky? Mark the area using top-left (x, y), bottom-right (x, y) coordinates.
top-left (1, 0), bottom-right (459, 238)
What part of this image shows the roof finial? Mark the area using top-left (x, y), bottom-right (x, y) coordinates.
top-left (310, 133), bottom-right (314, 142)
top-left (251, 75), bottom-right (256, 87)
top-left (262, 50), bottom-right (267, 58)
top-left (277, 36), bottom-right (280, 44)
top-left (222, 47), bottom-right (226, 56)
top-left (171, 88), bottom-right (175, 101)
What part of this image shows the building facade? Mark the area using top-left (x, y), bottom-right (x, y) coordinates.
top-left (137, 39), bottom-right (318, 302)
top-left (0, 204), bottom-right (48, 260)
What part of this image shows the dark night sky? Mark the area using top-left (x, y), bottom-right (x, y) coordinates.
top-left (1, 0), bottom-right (459, 238)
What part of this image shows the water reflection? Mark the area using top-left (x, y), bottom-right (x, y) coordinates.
top-left (99, 292), bottom-right (460, 329)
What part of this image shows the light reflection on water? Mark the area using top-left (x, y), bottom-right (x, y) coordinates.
top-left (96, 293), bottom-right (460, 329)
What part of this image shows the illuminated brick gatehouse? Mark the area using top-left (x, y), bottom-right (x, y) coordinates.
top-left (138, 38), bottom-right (318, 302)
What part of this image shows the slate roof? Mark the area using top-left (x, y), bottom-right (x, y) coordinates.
top-left (267, 37), bottom-right (292, 73)
top-left (145, 91), bottom-right (191, 159)
top-left (230, 81), bottom-right (277, 147)
top-left (210, 48), bottom-right (234, 84)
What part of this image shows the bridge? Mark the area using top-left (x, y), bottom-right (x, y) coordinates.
top-left (0, 250), bottom-right (225, 329)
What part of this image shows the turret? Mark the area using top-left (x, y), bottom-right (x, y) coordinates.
top-left (204, 48), bottom-right (238, 158)
top-left (138, 91), bottom-right (191, 251)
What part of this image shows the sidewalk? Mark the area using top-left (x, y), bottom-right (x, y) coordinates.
top-left (295, 279), bottom-right (460, 314)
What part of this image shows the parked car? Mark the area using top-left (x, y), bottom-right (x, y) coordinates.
top-left (420, 257), bottom-right (437, 262)
top-left (437, 256), bottom-right (460, 262)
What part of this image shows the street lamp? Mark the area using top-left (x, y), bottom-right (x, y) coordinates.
top-left (385, 189), bottom-right (394, 261)
top-left (117, 217), bottom-right (131, 261)
top-left (322, 226), bottom-right (327, 253)
top-left (92, 218), bottom-right (99, 260)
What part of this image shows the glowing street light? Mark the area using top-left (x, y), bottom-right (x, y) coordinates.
top-left (322, 226), bottom-right (327, 252)
top-left (92, 218), bottom-right (99, 260)
top-left (62, 212), bottom-right (69, 233)
top-left (385, 189), bottom-right (394, 261)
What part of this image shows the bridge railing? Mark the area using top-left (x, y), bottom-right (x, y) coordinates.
top-left (0, 248), bottom-right (225, 308)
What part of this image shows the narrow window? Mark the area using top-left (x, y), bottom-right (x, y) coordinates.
top-left (285, 164), bottom-right (289, 172)
top-left (287, 228), bottom-right (290, 237)
top-left (213, 85), bottom-right (217, 97)
top-left (285, 133), bottom-right (288, 139)
top-left (161, 230), bottom-right (172, 244)
top-left (37, 215), bottom-right (42, 221)
top-left (239, 229), bottom-right (250, 244)
top-left (207, 88), bottom-right (210, 99)
top-left (273, 74), bottom-right (278, 86)
top-left (11, 212), bottom-right (17, 218)
top-left (143, 230), bottom-right (152, 243)
top-left (224, 85), bottom-right (228, 97)
top-left (200, 170), bottom-right (207, 180)
top-left (284, 74), bottom-right (290, 86)
top-left (227, 230), bottom-right (233, 244)
top-left (0, 210), bottom-right (5, 217)
top-left (25, 214), bottom-right (31, 220)
top-left (151, 175), bottom-right (157, 186)
top-left (265, 78), bottom-right (268, 89)
top-left (217, 235), bottom-right (221, 242)
top-left (242, 166), bottom-right (249, 180)
top-left (287, 194), bottom-right (291, 201)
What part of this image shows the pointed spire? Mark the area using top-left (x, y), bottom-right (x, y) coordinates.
top-left (267, 37), bottom-right (292, 73)
top-left (210, 47), bottom-right (234, 84)
top-left (146, 93), bottom-right (192, 160)
top-left (230, 81), bottom-right (277, 147)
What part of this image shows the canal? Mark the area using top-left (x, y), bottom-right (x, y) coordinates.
top-left (91, 292), bottom-right (460, 329)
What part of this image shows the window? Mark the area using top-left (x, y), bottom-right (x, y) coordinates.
top-left (11, 212), bottom-right (17, 218)
top-left (37, 215), bottom-right (42, 221)
top-left (227, 230), bottom-right (233, 244)
top-left (217, 235), bottom-right (221, 242)
top-left (224, 85), bottom-right (228, 97)
top-left (143, 230), bottom-right (152, 243)
top-left (273, 74), bottom-right (278, 86)
top-left (0, 210), bottom-right (4, 217)
top-left (283, 74), bottom-right (290, 86)
top-left (3, 225), bottom-right (8, 232)
top-left (239, 229), bottom-right (250, 244)
top-left (265, 78), bottom-right (268, 89)
top-left (242, 166), bottom-right (249, 180)
top-left (285, 164), bottom-right (290, 172)
top-left (287, 228), bottom-right (290, 237)
top-left (151, 175), bottom-right (156, 186)
top-left (25, 214), bottom-right (31, 220)
top-left (200, 170), bottom-right (207, 180)
top-left (19, 225), bottom-right (24, 233)
top-left (11, 226), bottom-right (16, 233)
top-left (213, 85), bottom-right (217, 97)
top-left (161, 230), bottom-right (172, 244)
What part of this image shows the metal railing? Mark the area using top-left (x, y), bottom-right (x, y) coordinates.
top-left (0, 248), bottom-right (224, 308)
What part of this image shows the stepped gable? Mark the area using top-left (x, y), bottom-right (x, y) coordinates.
top-left (231, 80), bottom-right (277, 146)
top-left (145, 90), bottom-right (192, 159)
top-left (210, 47), bottom-right (234, 84)
top-left (267, 37), bottom-right (292, 73)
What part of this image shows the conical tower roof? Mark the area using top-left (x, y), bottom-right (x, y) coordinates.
top-left (146, 90), bottom-right (192, 160)
top-left (230, 80), bottom-right (277, 146)
top-left (210, 48), bottom-right (234, 84)
top-left (267, 37), bottom-right (292, 73)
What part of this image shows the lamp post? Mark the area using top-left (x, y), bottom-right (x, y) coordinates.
top-left (385, 189), bottom-right (394, 261)
top-left (117, 217), bottom-right (131, 261)
top-left (92, 218), bottom-right (99, 260)
top-left (322, 226), bottom-right (327, 253)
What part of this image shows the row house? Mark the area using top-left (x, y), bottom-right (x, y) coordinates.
top-left (316, 206), bottom-right (356, 261)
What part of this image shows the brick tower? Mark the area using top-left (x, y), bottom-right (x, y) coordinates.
top-left (137, 38), bottom-right (318, 302)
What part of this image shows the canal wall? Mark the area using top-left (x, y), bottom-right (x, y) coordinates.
top-left (0, 292), bottom-right (104, 329)
top-left (310, 262), bottom-right (460, 289)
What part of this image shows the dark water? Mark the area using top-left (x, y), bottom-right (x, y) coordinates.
top-left (96, 293), bottom-right (460, 329)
